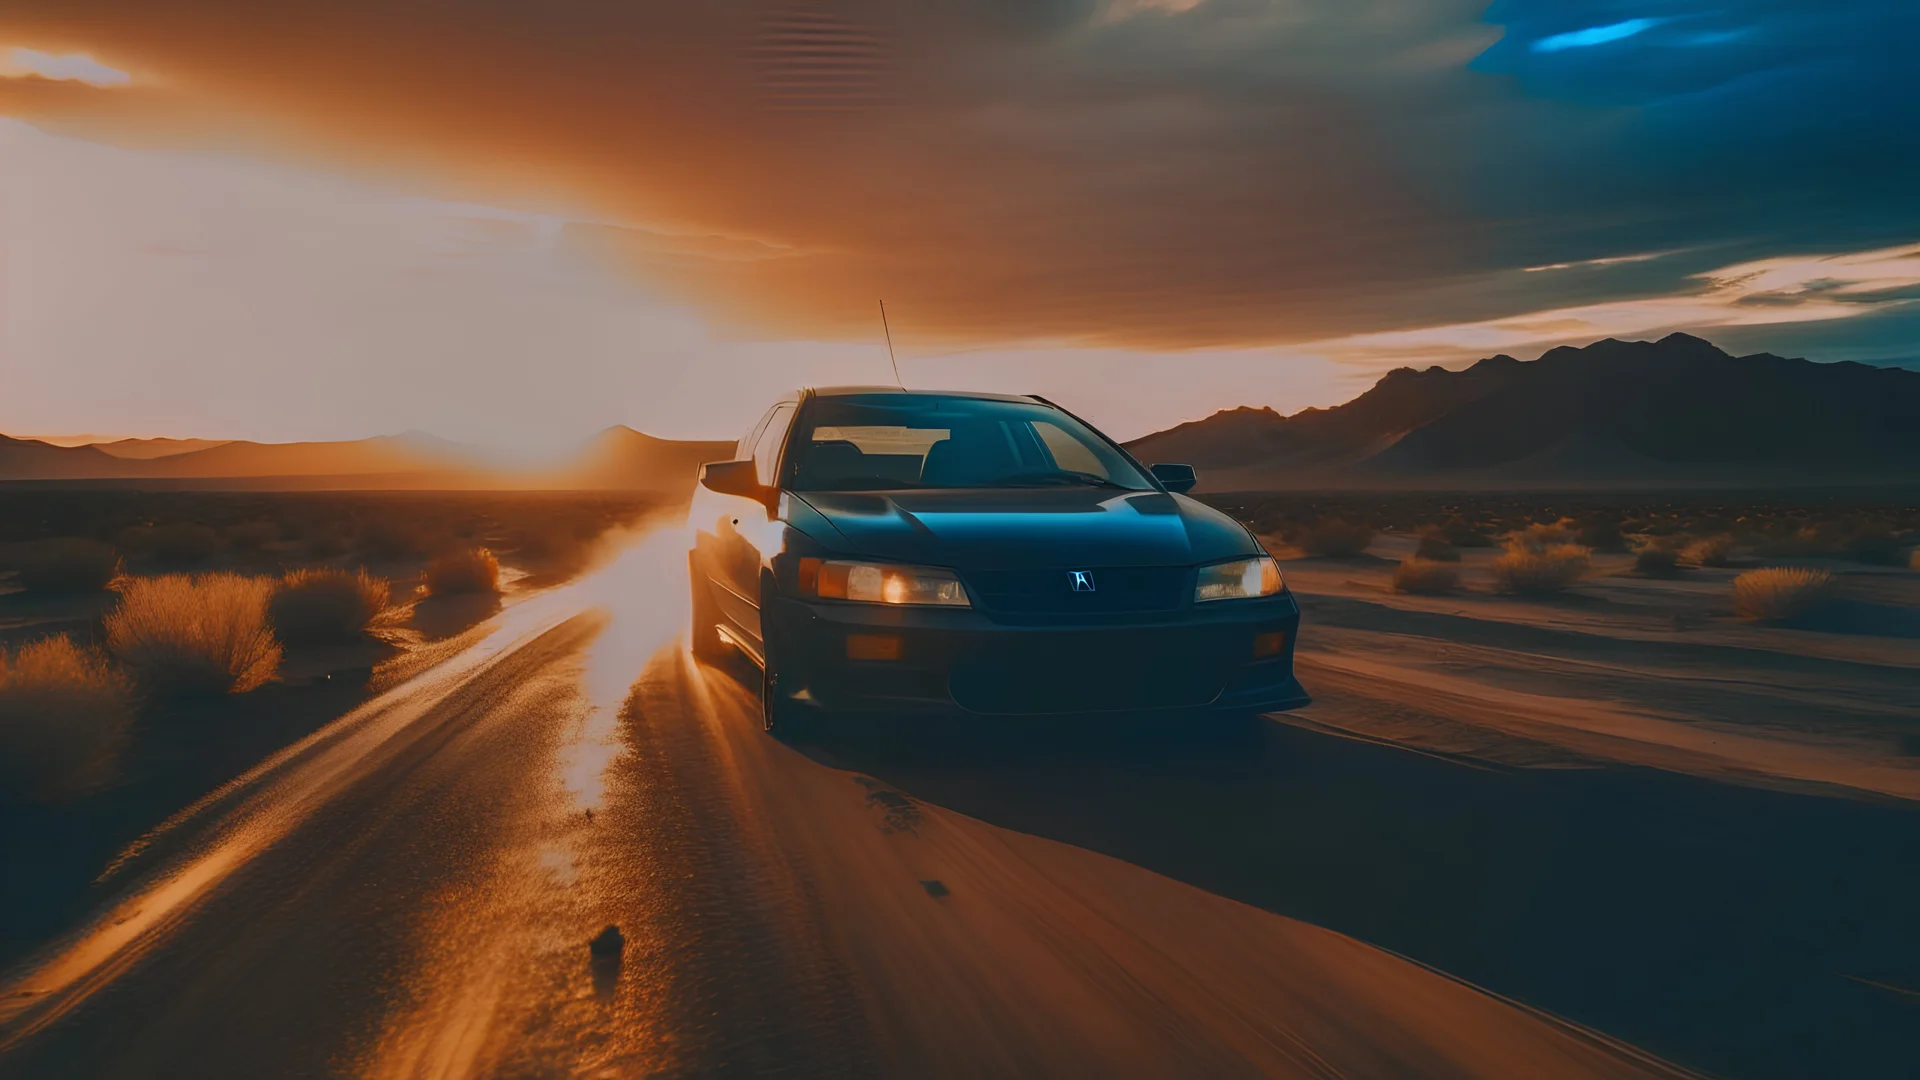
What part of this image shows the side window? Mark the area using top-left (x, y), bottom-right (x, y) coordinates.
top-left (753, 404), bottom-right (797, 485)
top-left (737, 408), bottom-right (776, 462)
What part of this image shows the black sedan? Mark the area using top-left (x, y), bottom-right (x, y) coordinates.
top-left (687, 387), bottom-right (1309, 732)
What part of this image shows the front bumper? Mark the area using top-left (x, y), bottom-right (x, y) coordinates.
top-left (763, 591), bottom-right (1309, 718)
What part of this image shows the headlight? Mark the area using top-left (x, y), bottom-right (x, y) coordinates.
top-left (798, 558), bottom-right (971, 607)
top-left (1195, 556), bottom-right (1284, 602)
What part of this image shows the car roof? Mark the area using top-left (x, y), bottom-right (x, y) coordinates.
top-left (802, 386), bottom-right (1043, 404)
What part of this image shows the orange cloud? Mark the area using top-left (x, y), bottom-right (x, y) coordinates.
top-left (0, 1), bottom-right (1466, 348)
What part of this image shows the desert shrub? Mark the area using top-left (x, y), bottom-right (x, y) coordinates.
top-left (1414, 526), bottom-right (1461, 562)
top-left (1688, 534), bottom-right (1740, 568)
top-left (1756, 525), bottom-right (1825, 558)
top-left (1838, 528), bottom-right (1904, 566)
top-left (0, 635), bottom-right (136, 802)
top-left (13, 538), bottom-right (121, 593)
top-left (1439, 516), bottom-right (1495, 547)
top-left (1491, 539), bottom-right (1591, 595)
top-left (105, 573), bottom-right (281, 696)
top-left (121, 522), bottom-right (222, 563)
top-left (424, 547), bottom-right (500, 595)
top-left (1294, 518), bottom-right (1375, 557)
top-left (1575, 516), bottom-right (1629, 553)
top-left (1634, 540), bottom-right (1685, 578)
top-left (225, 520), bottom-right (281, 551)
top-left (1732, 568), bottom-right (1837, 623)
top-left (270, 568), bottom-right (390, 645)
top-left (1392, 557), bottom-right (1459, 595)
top-left (1511, 519), bottom-right (1579, 550)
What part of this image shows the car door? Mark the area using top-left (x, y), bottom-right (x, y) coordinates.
top-left (715, 401), bottom-right (796, 652)
top-left (695, 405), bottom-right (774, 638)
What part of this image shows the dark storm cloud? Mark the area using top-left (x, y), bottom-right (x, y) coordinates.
top-left (1467, 0), bottom-right (1920, 254)
top-left (3, 0), bottom-right (1916, 348)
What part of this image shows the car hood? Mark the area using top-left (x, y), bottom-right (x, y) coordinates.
top-left (792, 489), bottom-right (1259, 569)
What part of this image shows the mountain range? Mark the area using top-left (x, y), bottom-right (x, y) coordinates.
top-left (1123, 334), bottom-right (1920, 490)
top-left (8, 334), bottom-right (1916, 492)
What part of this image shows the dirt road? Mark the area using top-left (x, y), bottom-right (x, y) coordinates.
top-left (0, 530), bottom-right (1910, 1078)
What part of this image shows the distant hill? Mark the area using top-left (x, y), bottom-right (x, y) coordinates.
top-left (1125, 334), bottom-right (1920, 490)
top-left (139, 433), bottom-right (477, 480)
top-left (92, 437), bottom-right (233, 460)
top-left (0, 427), bottom-right (732, 494)
top-left (554, 426), bottom-right (735, 493)
top-left (0, 435), bottom-right (131, 480)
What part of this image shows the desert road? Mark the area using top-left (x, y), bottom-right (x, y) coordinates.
top-left (0, 529), bottom-right (1912, 1079)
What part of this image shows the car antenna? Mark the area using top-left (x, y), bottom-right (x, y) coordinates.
top-left (879, 299), bottom-right (904, 387)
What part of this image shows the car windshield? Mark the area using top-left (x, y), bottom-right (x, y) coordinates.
top-left (786, 394), bottom-right (1156, 492)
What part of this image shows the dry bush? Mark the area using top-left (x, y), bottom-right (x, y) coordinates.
top-left (1839, 528), bottom-right (1904, 566)
top-left (1576, 516), bottom-right (1629, 553)
top-left (1511, 519), bottom-right (1580, 550)
top-left (1755, 522), bottom-right (1901, 564)
top-left (1491, 540), bottom-right (1591, 595)
top-left (0, 635), bottom-right (135, 802)
top-left (1756, 526), bottom-right (1826, 558)
top-left (1688, 534), bottom-right (1740, 568)
top-left (105, 574), bottom-right (281, 696)
top-left (1732, 568), bottom-right (1837, 623)
top-left (424, 547), bottom-right (500, 595)
top-left (1392, 557), bottom-right (1459, 595)
top-left (1440, 516), bottom-right (1496, 548)
top-left (1414, 526), bottom-right (1461, 562)
top-left (13, 538), bottom-right (121, 593)
top-left (1634, 540), bottom-right (1685, 577)
top-left (270, 568), bottom-right (390, 645)
top-left (1294, 518), bottom-right (1376, 557)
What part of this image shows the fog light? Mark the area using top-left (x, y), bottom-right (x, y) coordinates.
top-left (1251, 631), bottom-right (1287, 659)
top-left (847, 633), bottom-right (902, 661)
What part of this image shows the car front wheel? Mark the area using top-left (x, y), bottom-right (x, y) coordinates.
top-left (759, 633), bottom-right (816, 738)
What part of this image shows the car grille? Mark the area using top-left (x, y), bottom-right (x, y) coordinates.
top-left (963, 566), bottom-right (1190, 615)
top-left (949, 631), bottom-right (1231, 714)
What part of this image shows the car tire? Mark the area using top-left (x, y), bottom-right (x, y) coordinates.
top-left (688, 553), bottom-right (729, 662)
top-left (760, 663), bottom-right (817, 737)
top-left (759, 622), bottom-right (821, 738)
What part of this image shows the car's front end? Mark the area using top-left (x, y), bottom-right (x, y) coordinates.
top-left (761, 489), bottom-right (1309, 722)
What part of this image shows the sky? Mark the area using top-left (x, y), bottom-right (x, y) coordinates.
top-left (2, 0), bottom-right (1918, 450)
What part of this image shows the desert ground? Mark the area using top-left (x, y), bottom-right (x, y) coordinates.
top-left (0, 489), bottom-right (1914, 1079)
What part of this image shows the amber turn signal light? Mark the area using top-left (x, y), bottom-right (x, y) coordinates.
top-left (846, 633), bottom-right (903, 661)
top-left (1251, 631), bottom-right (1287, 659)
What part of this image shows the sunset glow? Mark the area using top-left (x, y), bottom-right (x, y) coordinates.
top-left (1, 0), bottom-right (1915, 444)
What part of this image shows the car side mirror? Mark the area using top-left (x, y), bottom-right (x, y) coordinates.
top-left (700, 460), bottom-right (775, 506)
top-left (1149, 463), bottom-right (1197, 494)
